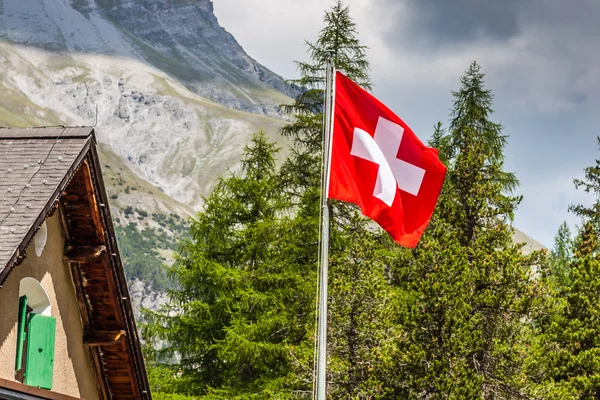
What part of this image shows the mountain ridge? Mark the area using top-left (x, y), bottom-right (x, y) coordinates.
top-left (0, 0), bottom-right (296, 116)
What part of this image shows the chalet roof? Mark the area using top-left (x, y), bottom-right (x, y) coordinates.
top-left (0, 127), bottom-right (151, 399)
top-left (0, 127), bottom-right (93, 278)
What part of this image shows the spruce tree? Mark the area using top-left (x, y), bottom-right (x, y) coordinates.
top-left (280, 0), bottom-right (371, 199)
top-left (390, 62), bottom-right (543, 399)
top-left (142, 132), bottom-right (309, 399)
top-left (539, 223), bottom-right (600, 399)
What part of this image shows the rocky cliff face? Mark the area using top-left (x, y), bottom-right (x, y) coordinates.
top-left (0, 0), bottom-right (295, 115)
top-left (0, 42), bottom-right (286, 209)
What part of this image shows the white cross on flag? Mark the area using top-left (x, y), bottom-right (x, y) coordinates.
top-left (327, 72), bottom-right (447, 247)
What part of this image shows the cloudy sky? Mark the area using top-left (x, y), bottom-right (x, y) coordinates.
top-left (214, 0), bottom-right (599, 247)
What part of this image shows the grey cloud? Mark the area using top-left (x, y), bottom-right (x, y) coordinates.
top-left (406, 0), bottom-right (523, 44)
top-left (376, 0), bottom-right (526, 48)
top-left (375, 0), bottom-right (600, 52)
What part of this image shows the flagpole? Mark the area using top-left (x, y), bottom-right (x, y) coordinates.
top-left (316, 54), bottom-right (335, 400)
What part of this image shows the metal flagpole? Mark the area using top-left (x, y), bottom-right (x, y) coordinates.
top-left (316, 54), bottom-right (335, 400)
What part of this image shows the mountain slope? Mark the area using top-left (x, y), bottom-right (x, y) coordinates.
top-left (0, 0), bottom-right (294, 115)
top-left (0, 42), bottom-right (286, 208)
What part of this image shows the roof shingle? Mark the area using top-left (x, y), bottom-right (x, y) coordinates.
top-left (0, 127), bottom-right (93, 276)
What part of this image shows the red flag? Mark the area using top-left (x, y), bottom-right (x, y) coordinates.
top-left (327, 72), bottom-right (447, 248)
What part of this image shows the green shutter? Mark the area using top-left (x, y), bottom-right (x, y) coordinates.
top-left (15, 295), bottom-right (27, 371)
top-left (24, 314), bottom-right (56, 390)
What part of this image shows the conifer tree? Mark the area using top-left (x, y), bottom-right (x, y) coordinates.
top-left (550, 221), bottom-right (573, 287)
top-left (327, 215), bottom-right (395, 399)
top-left (280, 0), bottom-right (371, 199)
top-left (537, 223), bottom-right (600, 399)
top-left (532, 139), bottom-right (600, 399)
top-left (279, 2), bottom-right (399, 397)
top-left (390, 62), bottom-right (543, 399)
top-left (142, 133), bottom-right (310, 398)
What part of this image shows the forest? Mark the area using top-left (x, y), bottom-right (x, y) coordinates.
top-left (140, 2), bottom-right (600, 399)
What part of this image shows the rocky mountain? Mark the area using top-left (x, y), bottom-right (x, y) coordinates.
top-left (0, 0), bottom-right (295, 115)
top-left (0, 41), bottom-right (287, 209)
top-left (0, 0), bottom-right (293, 209)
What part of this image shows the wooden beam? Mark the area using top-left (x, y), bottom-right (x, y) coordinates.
top-left (81, 160), bottom-right (106, 241)
top-left (64, 245), bottom-right (106, 263)
top-left (83, 330), bottom-right (126, 346)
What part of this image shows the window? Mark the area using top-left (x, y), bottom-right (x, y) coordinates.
top-left (15, 278), bottom-right (55, 390)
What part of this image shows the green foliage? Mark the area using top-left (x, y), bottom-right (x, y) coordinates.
top-left (291, 0), bottom-right (371, 91)
top-left (448, 62), bottom-right (518, 195)
top-left (135, 3), bottom-right (600, 398)
top-left (388, 62), bottom-right (545, 398)
top-left (531, 140), bottom-right (600, 398)
top-left (280, 0), bottom-right (372, 199)
top-left (550, 221), bottom-right (573, 287)
top-left (327, 215), bottom-right (397, 399)
top-left (388, 220), bottom-right (483, 398)
top-left (278, 2), bottom-right (397, 397)
top-left (142, 133), bottom-right (313, 398)
top-left (570, 137), bottom-right (600, 254)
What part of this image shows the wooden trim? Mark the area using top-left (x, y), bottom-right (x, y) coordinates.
top-left (101, 253), bottom-right (125, 327)
top-left (87, 143), bottom-right (152, 399)
top-left (88, 349), bottom-right (110, 400)
top-left (56, 205), bottom-right (71, 245)
top-left (0, 378), bottom-right (82, 400)
top-left (66, 262), bottom-right (91, 330)
top-left (83, 330), bottom-right (126, 346)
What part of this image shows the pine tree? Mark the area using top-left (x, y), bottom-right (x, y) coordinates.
top-left (389, 62), bottom-right (543, 398)
top-left (550, 221), bottom-right (573, 287)
top-left (142, 132), bottom-right (310, 399)
top-left (428, 121), bottom-right (452, 165)
top-left (386, 216), bottom-right (483, 399)
top-left (280, 0), bottom-right (371, 199)
top-left (327, 215), bottom-right (396, 399)
top-left (278, 2), bottom-right (399, 397)
top-left (532, 138), bottom-right (600, 399)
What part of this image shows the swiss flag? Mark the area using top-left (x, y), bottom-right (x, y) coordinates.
top-left (327, 72), bottom-right (447, 248)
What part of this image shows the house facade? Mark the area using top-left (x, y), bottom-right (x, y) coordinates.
top-left (0, 127), bottom-right (151, 399)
